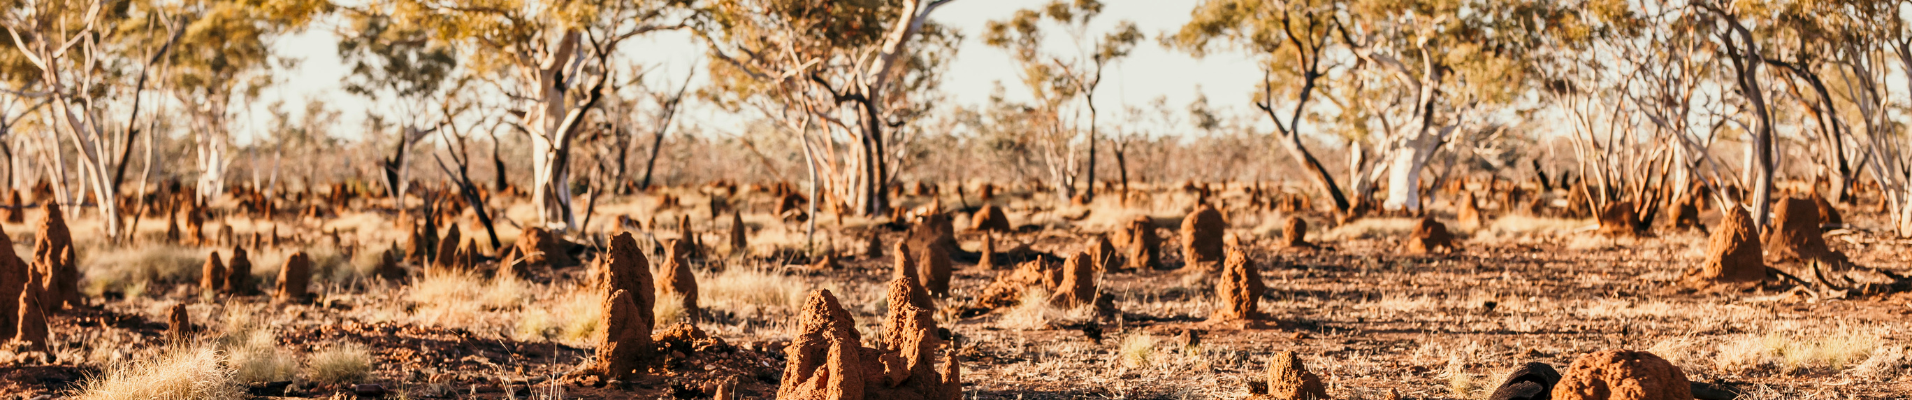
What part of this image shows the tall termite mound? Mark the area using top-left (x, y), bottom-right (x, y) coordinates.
top-left (657, 239), bottom-right (700, 318)
top-left (1047, 252), bottom-right (1097, 309)
top-left (201, 251), bottom-right (225, 291)
top-left (776, 289), bottom-right (961, 400)
top-left (890, 242), bottom-right (934, 310)
top-left (676, 215), bottom-right (703, 260)
top-left (1406, 217), bottom-right (1456, 254)
top-left (164, 207), bottom-right (183, 244)
top-left (589, 289), bottom-right (652, 380)
top-left (1551, 350), bottom-right (1692, 400)
top-left (970, 205), bottom-right (1011, 233)
top-left (728, 211), bottom-right (748, 256)
top-left (1669, 191), bottom-right (1704, 232)
top-left (597, 233), bottom-right (656, 324)
top-left (167, 303), bottom-right (191, 337)
top-left (226, 246), bottom-right (253, 294)
top-left (1681, 206), bottom-right (1766, 288)
top-left (431, 224), bottom-right (463, 272)
top-left (1249, 351), bottom-right (1328, 400)
top-left (977, 234), bottom-right (997, 270)
top-left (1181, 205), bottom-right (1226, 269)
top-left (1762, 196), bottom-right (1844, 264)
top-left (15, 267), bottom-right (48, 353)
top-left (1487, 362), bottom-right (1561, 400)
top-left (903, 219), bottom-right (954, 296)
top-left (1210, 248), bottom-right (1266, 323)
top-left (1087, 235), bottom-right (1116, 272)
top-left (0, 229), bottom-right (26, 340)
top-left (405, 219), bottom-right (437, 265)
top-left (274, 252), bottom-right (313, 302)
top-left (1281, 217), bottom-right (1312, 249)
top-left (183, 204), bottom-right (205, 246)
top-left (577, 234), bottom-right (658, 380)
top-left (32, 203), bottom-right (77, 311)
top-left (1123, 216), bottom-right (1161, 270)
top-left (0, 190), bottom-right (20, 223)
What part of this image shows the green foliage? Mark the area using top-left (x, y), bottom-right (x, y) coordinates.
top-left (167, 0), bottom-right (332, 104)
top-left (337, 10), bottom-right (456, 102)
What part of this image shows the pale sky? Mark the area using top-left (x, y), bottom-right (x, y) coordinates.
top-left (245, 0), bottom-right (1265, 143)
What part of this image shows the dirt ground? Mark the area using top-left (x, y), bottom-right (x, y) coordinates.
top-left (0, 187), bottom-right (1906, 399)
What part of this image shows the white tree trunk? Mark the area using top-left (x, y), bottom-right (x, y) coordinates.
top-left (1380, 125), bottom-right (1455, 212)
top-left (193, 110), bottom-right (229, 202)
top-left (527, 31), bottom-right (582, 232)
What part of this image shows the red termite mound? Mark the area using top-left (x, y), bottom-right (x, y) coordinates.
top-left (274, 252), bottom-right (313, 302)
top-left (226, 246), bottom-right (254, 295)
top-left (1123, 217), bottom-right (1161, 270)
top-left (201, 251), bottom-right (225, 292)
top-left (1281, 217), bottom-right (1313, 249)
top-left (1551, 350), bottom-right (1693, 400)
top-left (1249, 351), bottom-right (1328, 400)
top-left (1210, 248), bottom-right (1267, 324)
top-left (1596, 201), bottom-right (1642, 237)
top-left (1681, 206), bottom-right (1766, 288)
top-left (0, 229), bottom-right (26, 340)
top-left (514, 227), bottom-right (581, 269)
top-left (1047, 252), bottom-right (1097, 309)
top-left (657, 239), bottom-right (700, 318)
top-left (597, 233), bottom-right (656, 327)
top-left (1181, 205), bottom-right (1226, 269)
top-left (776, 289), bottom-right (960, 400)
top-left (32, 203), bottom-right (77, 311)
top-left (971, 259), bottom-right (1059, 312)
top-left (589, 289), bottom-right (652, 380)
top-left (1406, 217), bottom-right (1456, 254)
top-left (1762, 196), bottom-right (1845, 264)
top-left (970, 205), bottom-right (1011, 233)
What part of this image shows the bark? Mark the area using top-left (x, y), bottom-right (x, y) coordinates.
top-left (525, 31), bottom-right (590, 232)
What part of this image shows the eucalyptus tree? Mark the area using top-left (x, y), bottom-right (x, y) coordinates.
top-left (1170, 0), bottom-right (1354, 214)
top-left (1333, 0), bottom-right (1580, 213)
top-left (697, 0), bottom-right (960, 216)
top-left (389, 0), bottom-right (694, 232)
top-left (337, 5), bottom-right (455, 202)
top-left (1, 0), bottom-right (197, 240)
top-left (1685, 0), bottom-right (1782, 225)
top-left (166, 0), bottom-right (330, 203)
top-left (983, 0), bottom-right (1141, 203)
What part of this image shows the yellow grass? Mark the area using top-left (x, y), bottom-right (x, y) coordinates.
top-left (407, 269), bottom-right (531, 327)
top-left (81, 244), bottom-right (207, 299)
top-left (307, 342), bottom-right (372, 383)
top-left (1119, 333), bottom-right (1159, 369)
top-left (701, 267), bottom-right (808, 316)
top-left (74, 343), bottom-right (247, 400)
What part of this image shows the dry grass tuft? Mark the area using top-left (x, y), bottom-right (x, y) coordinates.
top-left (515, 289), bottom-right (604, 345)
top-left (227, 329), bottom-right (300, 384)
top-left (1119, 333), bottom-right (1159, 369)
top-left (655, 292), bottom-right (688, 327)
top-left (307, 342), bottom-right (372, 383)
top-left (1442, 355), bottom-right (1484, 399)
top-left (701, 267), bottom-right (807, 316)
top-left (407, 269), bottom-right (531, 327)
top-left (1318, 217), bottom-right (1423, 241)
top-left (74, 343), bottom-right (247, 400)
top-left (997, 288), bottom-right (1095, 331)
top-left (81, 244), bottom-right (205, 299)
